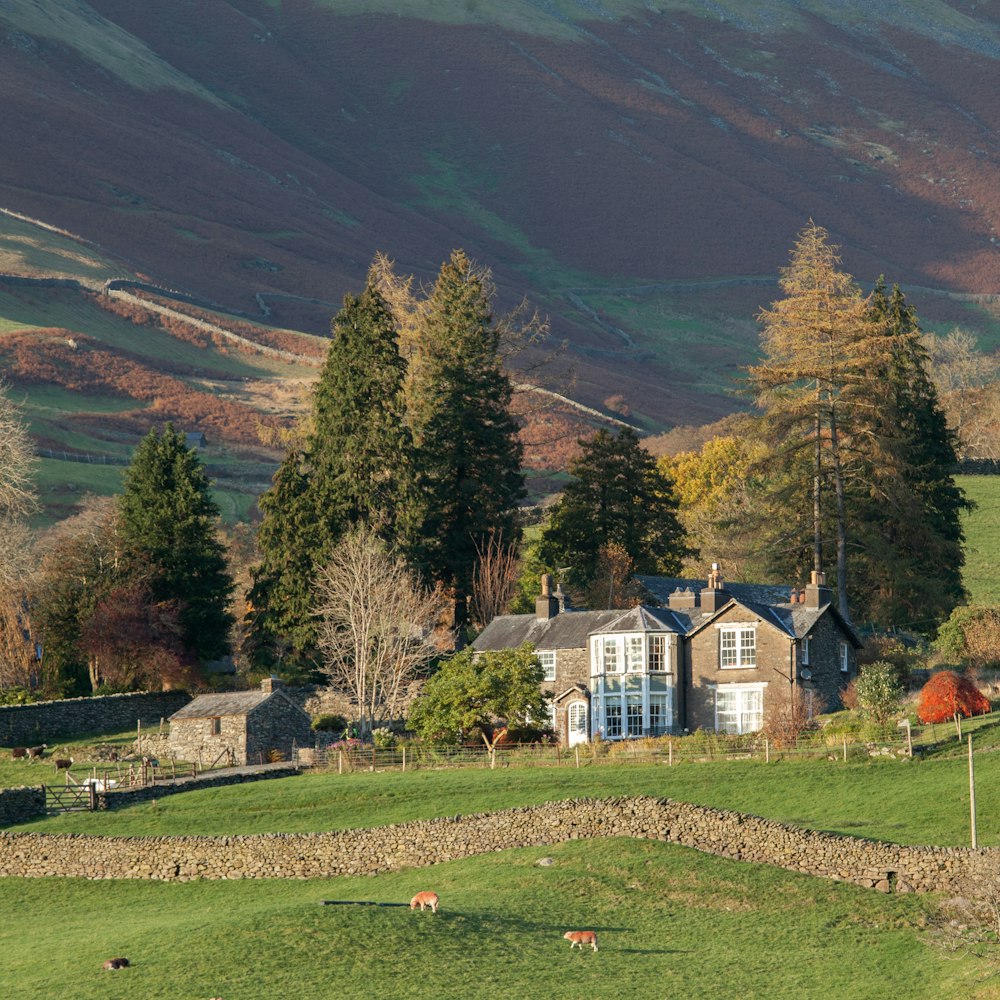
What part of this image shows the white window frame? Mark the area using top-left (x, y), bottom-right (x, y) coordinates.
top-left (801, 636), bottom-right (811, 666)
top-left (648, 693), bottom-right (670, 736)
top-left (626, 635), bottom-right (644, 672)
top-left (719, 625), bottom-right (757, 668)
top-left (713, 683), bottom-right (765, 735)
top-left (604, 697), bottom-right (623, 738)
top-left (626, 695), bottom-right (644, 737)
top-left (537, 650), bottom-right (556, 682)
top-left (840, 642), bottom-right (850, 673)
top-left (648, 634), bottom-right (668, 672)
top-left (602, 637), bottom-right (620, 674)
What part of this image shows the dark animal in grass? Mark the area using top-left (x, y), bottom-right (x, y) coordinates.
top-left (10, 747), bottom-right (27, 760)
top-left (26, 744), bottom-right (46, 762)
top-left (102, 957), bottom-right (130, 970)
top-left (53, 757), bottom-right (73, 772)
top-left (564, 931), bottom-right (598, 951)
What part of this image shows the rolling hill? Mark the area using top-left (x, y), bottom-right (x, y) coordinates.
top-left (3, 0), bottom-right (1000, 516)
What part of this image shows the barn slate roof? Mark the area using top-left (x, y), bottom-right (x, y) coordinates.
top-left (169, 690), bottom-right (270, 720)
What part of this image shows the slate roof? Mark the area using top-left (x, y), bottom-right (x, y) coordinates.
top-left (598, 606), bottom-right (686, 634)
top-left (472, 609), bottom-right (624, 651)
top-left (169, 690), bottom-right (270, 720)
top-left (636, 575), bottom-right (792, 606)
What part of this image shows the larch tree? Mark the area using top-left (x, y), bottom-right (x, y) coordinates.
top-left (539, 427), bottom-right (688, 596)
top-left (118, 424), bottom-right (234, 664)
top-left (408, 249), bottom-right (525, 622)
top-left (748, 221), bottom-right (877, 621)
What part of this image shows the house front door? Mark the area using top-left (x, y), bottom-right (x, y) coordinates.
top-left (567, 701), bottom-right (588, 746)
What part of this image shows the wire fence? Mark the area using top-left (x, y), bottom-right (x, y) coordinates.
top-left (294, 733), bottom-right (922, 774)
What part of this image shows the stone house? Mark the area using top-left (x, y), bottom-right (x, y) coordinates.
top-left (167, 677), bottom-right (312, 765)
top-left (472, 568), bottom-right (860, 744)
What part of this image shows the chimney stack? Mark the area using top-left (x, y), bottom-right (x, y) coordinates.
top-left (536, 573), bottom-right (560, 621)
top-left (668, 586), bottom-right (697, 611)
top-left (261, 675), bottom-right (283, 694)
top-left (803, 570), bottom-right (833, 610)
top-left (701, 562), bottom-right (730, 614)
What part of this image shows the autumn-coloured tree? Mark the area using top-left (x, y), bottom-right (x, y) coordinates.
top-left (917, 670), bottom-right (990, 731)
top-left (80, 579), bottom-right (192, 692)
top-left (748, 221), bottom-right (875, 621)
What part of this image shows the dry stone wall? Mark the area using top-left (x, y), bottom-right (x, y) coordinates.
top-left (0, 787), bottom-right (45, 826)
top-left (0, 692), bottom-right (191, 746)
top-left (0, 796), bottom-right (996, 895)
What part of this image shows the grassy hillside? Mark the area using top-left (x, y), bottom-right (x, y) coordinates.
top-left (958, 475), bottom-right (1000, 605)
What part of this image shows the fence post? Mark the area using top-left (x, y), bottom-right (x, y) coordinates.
top-left (575, 746), bottom-right (580, 769)
top-left (88, 783), bottom-right (96, 811)
top-left (338, 750), bottom-right (343, 775)
top-left (668, 739), bottom-right (673, 767)
top-left (402, 746), bottom-right (406, 773)
top-left (843, 737), bottom-right (847, 763)
top-left (765, 739), bottom-right (770, 764)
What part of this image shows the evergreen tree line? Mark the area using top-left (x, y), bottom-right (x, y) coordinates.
top-left (247, 249), bottom-right (525, 675)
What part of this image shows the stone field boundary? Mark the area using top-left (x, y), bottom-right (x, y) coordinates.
top-left (0, 795), bottom-right (995, 894)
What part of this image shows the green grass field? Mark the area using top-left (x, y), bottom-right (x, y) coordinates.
top-left (959, 475), bottom-right (1000, 605)
top-left (0, 838), bottom-right (972, 1000)
top-left (12, 749), bottom-right (996, 847)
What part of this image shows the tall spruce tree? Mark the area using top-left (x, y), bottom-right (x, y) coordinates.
top-left (539, 427), bottom-right (688, 593)
top-left (248, 276), bottom-right (416, 668)
top-left (852, 280), bottom-right (969, 626)
top-left (408, 250), bottom-right (525, 619)
top-left (118, 424), bottom-right (234, 662)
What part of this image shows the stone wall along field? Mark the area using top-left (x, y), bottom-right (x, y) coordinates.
top-left (0, 691), bottom-right (191, 746)
top-left (1, 796), bottom-right (997, 895)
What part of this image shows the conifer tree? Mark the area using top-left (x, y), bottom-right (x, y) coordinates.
top-left (748, 221), bottom-right (875, 620)
top-left (118, 424), bottom-right (234, 662)
top-left (248, 275), bottom-right (416, 667)
top-left (539, 427), bottom-right (687, 593)
top-left (408, 250), bottom-right (525, 618)
top-left (851, 280), bottom-right (968, 625)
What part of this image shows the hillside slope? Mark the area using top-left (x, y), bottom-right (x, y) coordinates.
top-left (3, 0), bottom-right (1000, 430)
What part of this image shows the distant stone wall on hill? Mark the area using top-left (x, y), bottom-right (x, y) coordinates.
top-left (0, 795), bottom-right (995, 894)
top-left (0, 691), bottom-right (191, 746)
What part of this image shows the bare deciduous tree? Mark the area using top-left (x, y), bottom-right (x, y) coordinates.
top-left (314, 527), bottom-right (448, 735)
top-left (0, 382), bottom-right (38, 593)
top-left (470, 531), bottom-right (521, 630)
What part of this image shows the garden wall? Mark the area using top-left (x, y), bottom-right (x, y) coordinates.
top-left (0, 692), bottom-right (191, 746)
top-left (0, 787), bottom-right (45, 827)
top-left (0, 795), bottom-right (996, 895)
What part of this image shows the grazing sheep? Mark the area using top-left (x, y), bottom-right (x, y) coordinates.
top-left (53, 757), bottom-right (74, 773)
top-left (26, 744), bottom-right (47, 762)
top-left (409, 891), bottom-right (439, 913)
top-left (10, 747), bottom-right (27, 760)
top-left (102, 957), bottom-right (130, 970)
top-left (563, 931), bottom-right (599, 952)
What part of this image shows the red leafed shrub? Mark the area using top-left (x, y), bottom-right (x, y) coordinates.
top-left (917, 670), bottom-right (991, 724)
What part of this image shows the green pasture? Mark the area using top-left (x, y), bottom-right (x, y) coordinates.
top-left (0, 214), bottom-right (124, 285)
top-left (0, 730), bottom-right (136, 789)
top-left (0, 837), bottom-right (966, 1000)
top-left (13, 745), bottom-right (998, 847)
top-left (959, 475), bottom-right (1000, 605)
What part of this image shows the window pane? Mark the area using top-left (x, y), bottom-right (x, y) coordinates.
top-left (648, 634), bottom-right (666, 671)
top-left (605, 700), bottom-right (622, 738)
top-left (568, 703), bottom-right (587, 735)
top-left (603, 639), bottom-right (619, 673)
top-left (721, 629), bottom-right (737, 667)
top-left (627, 637), bottom-right (644, 672)
top-left (626, 697), bottom-right (643, 736)
top-left (649, 694), bottom-right (669, 735)
top-left (740, 629), bottom-right (756, 666)
top-left (538, 651), bottom-right (556, 682)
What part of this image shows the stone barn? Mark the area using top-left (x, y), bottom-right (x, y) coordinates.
top-left (167, 678), bottom-right (312, 766)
